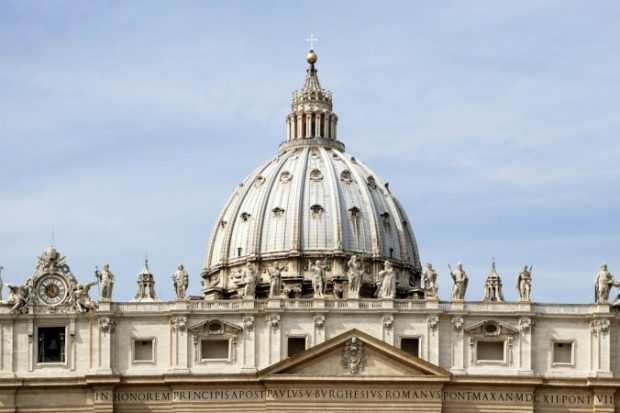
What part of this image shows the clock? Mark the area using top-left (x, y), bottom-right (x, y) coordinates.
top-left (36, 275), bottom-right (68, 305)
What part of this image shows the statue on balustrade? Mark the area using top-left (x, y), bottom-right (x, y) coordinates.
top-left (421, 263), bottom-right (438, 299)
top-left (516, 265), bottom-right (532, 302)
top-left (241, 261), bottom-right (257, 300)
top-left (594, 263), bottom-right (614, 303)
top-left (267, 262), bottom-right (286, 298)
top-left (73, 282), bottom-right (98, 313)
top-left (347, 255), bottom-right (364, 299)
top-left (377, 260), bottom-right (396, 299)
top-left (310, 259), bottom-right (327, 298)
top-left (449, 263), bottom-right (468, 300)
top-left (95, 263), bottom-right (115, 300)
top-left (172, 264), bottom-right (189, 300)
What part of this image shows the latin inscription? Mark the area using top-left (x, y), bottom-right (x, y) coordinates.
top-left (95, 389), bottom-right (613, 406)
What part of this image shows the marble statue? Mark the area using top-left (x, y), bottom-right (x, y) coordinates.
top-left (594, 264), bottom-right (614, 303)
top-left (377, 260), bottom-right (396, 299)
top-left (73, 282), bottom-right (98, 313)
top-left (241, 262), bottom-right (257, 300)
top-left (450, 263), bottom-right (469, 301)
top-left (347, 255), bottom-right (364, 299)
top-left (95, 264), bottom-right (115, 300)
top-left (267, 262), bottom-right (286, 298)
top-left (310, 259), bottom-right (327, 298)
top-left (7, 283), bottom-right (32, 314)
top-left (516, 265), bottom-right (532, 302)
top-left (172, 264), bottom-right (189, 300)
top-left (421, 263), bottom-right (438, 299)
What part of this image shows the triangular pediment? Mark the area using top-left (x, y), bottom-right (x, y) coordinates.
top-left (259, 329), bottom-right (449, 380)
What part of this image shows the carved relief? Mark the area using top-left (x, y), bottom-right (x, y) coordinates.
top-left (170, 316), bottom-right (187, 332)
top-left (427, 316), bottom-right (439, 331)
top-left (452, 316), bottom-right (463, 331)
top-left (591, 319), bottom-right (610, 336)
top-left (243, 316), bottom-right (255, 331)
top-left (314, 315), bottom-right (325, 329)
top-left (342, 337), bottom-right (365, 375)
top-left (266, 314), bottom-right (280, 330)
top-left (519, 318), bottom-right (533, 333)
top-left (98, 317), bottom-right (115, 334)
top-left (382, 315), bottom-right (394, 330)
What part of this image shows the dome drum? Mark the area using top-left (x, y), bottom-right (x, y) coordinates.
top-left (202, 254), bottom-right (422, 300)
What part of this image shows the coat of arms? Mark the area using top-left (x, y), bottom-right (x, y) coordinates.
top-left (341, 337), bottom-right (365, 374)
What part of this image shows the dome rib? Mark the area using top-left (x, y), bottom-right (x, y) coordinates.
top-left (320, 147), bottom-right (344, 253)
top-left (339, 153), bottom-right (382, 258)
top-left (250, 150), bottom-right (295, 260)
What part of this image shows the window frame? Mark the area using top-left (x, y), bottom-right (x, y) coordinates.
top-left (199, 337), bottom-right (232, 362)
top-left (474, 338), bottom-right (507, 365)
top-left (285, 335), bottom-right (308, 358)
top-left (35, 325), bottom-right (69, 368)
top-left (550, 339), bottom-right (576, 368)
top-left (132, 337), bottom-right (157, 365)
top-left (398, 335), bottom-right (422, 358)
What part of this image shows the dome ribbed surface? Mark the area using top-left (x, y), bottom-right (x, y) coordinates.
top-left (203, 144), bottom-right (421, 274)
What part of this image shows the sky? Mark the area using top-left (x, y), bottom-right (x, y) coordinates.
top-left (0, 0), bottom-right (619, 302)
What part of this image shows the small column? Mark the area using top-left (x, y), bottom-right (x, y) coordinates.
top-left (451, 316), bottom-right (465, 373)
top-left (518, 318), bottom-right (533, 374)
top-left (591, 317), bottom-right (612, 377)
top-left (314, 315), bottom-right (325, 346)
top-left (171, 316), bottom-right (189, 372)
top-left (242, 316), bottom-right (256, 371)
top-left (296, 114), bottom-right (302, 139)
top-left (426, 315), bottom-right (439, 364)
top-left (97, 316), bottom-right (114, 374)
top-left (266, 313), bottom-right (281, 364)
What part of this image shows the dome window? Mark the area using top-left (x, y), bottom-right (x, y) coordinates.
top-left (349, 207), bottom-right (361, 237)
top-left (219, 220), bottom-right (228, 229)
top-left (240, 212), bottom-right (251, 222)
top-left (340, 170), bottom-right (352, 183)
top-left (380, 212), bottom-right (390, 226)
top-left (309, 169), bottom-right (323, 182)
top-left (349, 206), bottom-right (361, 218)
top-left (254, 176), bottom-right (266, 186)
top-left (310, 204), bottom-right (324, 217)
top-left (279, 171), bottom-right (292, 183)
top-left (366, 176), bottom-right (377, 189)
top-left (272, 207), bottom-right (285, 217)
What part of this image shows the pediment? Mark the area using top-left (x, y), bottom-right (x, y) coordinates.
top-left (188, 319), bottom-right (242, 337)
top-left (464, 319), bottom-right (519, 336)
top-left (260, 329), bottom-right (449, 380)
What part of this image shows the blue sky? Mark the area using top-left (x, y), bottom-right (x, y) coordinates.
top-left (0, 0), bottom-right (618, 302)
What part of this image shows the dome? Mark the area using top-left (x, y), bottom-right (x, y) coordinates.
top-left (201, 50), bottom-right (422, 299)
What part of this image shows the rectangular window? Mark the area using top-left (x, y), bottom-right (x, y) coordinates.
top-left (287, 337), bottom-right (306, 357)
top-left (201, 339), bottom-right (230, 361)
top-left (553, 341), bottom-right (573, 365)
top-left (37, 327), bottom-right (66, 363)
top-left (133, 339), bottom-right (154, 363)
top-left (400, 337), bottom-right (420, 357)
top-left (477, 340), bottom-right (504, 361)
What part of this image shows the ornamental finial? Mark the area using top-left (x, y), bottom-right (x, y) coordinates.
top-left (306, 34), bottom-right (318, 65)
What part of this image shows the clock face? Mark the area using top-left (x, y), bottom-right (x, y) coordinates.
top-left (36, 276), bottom-right (68, 305)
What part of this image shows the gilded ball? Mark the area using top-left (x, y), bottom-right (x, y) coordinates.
top-left (306, 50), bottom-right (318, 64)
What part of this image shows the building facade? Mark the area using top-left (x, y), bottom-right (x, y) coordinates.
top-left (0, 50), bottom-right (619, 413)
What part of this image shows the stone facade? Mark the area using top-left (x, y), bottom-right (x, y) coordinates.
top-left (1, 51), bottom-right (619, 413)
